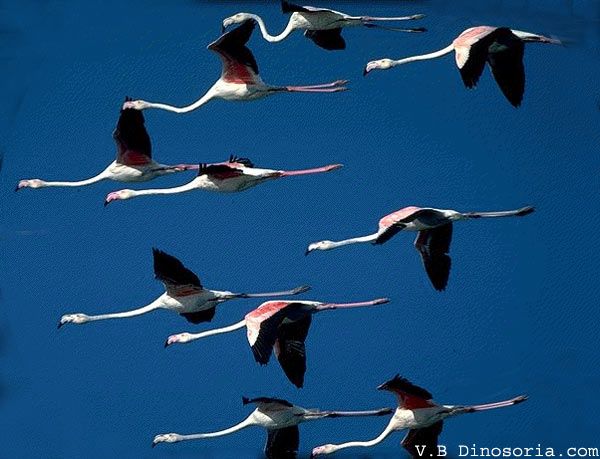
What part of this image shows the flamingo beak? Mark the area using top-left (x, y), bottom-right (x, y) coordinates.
top-left (363, 67), bottom-right (370, 76)
top-left (57, 320), bottom-right (64, 329)
top-left (221, 24), bottom-right (226, 34)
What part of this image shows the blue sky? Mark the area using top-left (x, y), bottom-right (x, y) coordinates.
top-left (1, 1), bottom-right (599, 458)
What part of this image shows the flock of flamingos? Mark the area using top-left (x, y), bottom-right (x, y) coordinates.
top-left (15, 1), bottom-right (562, 458)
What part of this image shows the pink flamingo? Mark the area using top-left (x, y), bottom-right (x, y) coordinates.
top-left (306, 205), bottom-right (534, 291)
top-left (104, 156), bottom-right (342, 205)
top-left (311, 374), bottom-right (527, 457)
top-left (221, 1), bottom-right (425, 51)
top-left (165, 297), bottom-right (389, 388)
top-left (364, 26), bottom-right (561, 106)
top-left (152, 396), bottom-right (392, 458)
top-left (123, 20), bottom-right (347, 114)
top-left (58, 248), bottom-right (309, 327)
top-left (16, 98), bottom-right (197, 191)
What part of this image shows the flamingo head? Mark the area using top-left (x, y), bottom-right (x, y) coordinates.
top-left (363, 59), bottom-right (395, 76)
top-left (305, 241), bottom-right (335, 255)
top-left (221, 13), bottom-right (252, 32)
top-left (164, 332), bottom-right (194, 348)
top-left (152, 433), bottom-right (183, 447)
top-left (15, 179), bottom-right (45, 191)
top-left (122, 99), bottom-right (150, 110)
top-left (104, 189), bottom-right (135, 206)
top-left (311, 444), bottom-right (337, 457)
top-left (58, 313), bottom-right (91, 328)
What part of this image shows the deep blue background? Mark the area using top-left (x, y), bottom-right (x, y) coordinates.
top-left (1, 1), bottom-right (599, 457)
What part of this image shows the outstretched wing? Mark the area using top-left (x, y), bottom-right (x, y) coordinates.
top-left (179, 307), bottom-right (216, 324)
top-left (114, 97), bottom-right (152, 166)
top-left (198, 163), bottom-right (246, 180)
top-left (208, 19), bottom-right (259, 84)
top-left (152, 248), bottom-right (202, 296)
top-left (304, 29), bottom-right (346, 50)
top-left (274, 314), bottom-right (312, 388)
top-left (242, 396), bottom-right (294, 408)
top-left (229, 155), bottom-right (255, 168)
top-left (414, 223), bottom-right (453, 291)
top-left (246, 302), bottom-right (304, 365)
top-left (402, 421), bottom-right (444, 458)
top-left (265, 426), bottom-right (300, 459)
top-left (486, 28), bottom-right (525, 107)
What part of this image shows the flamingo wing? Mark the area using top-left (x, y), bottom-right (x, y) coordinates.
top-left (199, 163), bottom-right (246, 180)
top-left (179, 307), bottom-right (217, 324)
top-left (274, 314), bottom-right (312, 388)
top-left (229, 155), bottom-right (255, 168)
top-left (113, 98), bottom-right (152, 166)
top-left (247, 303), bottom-right (304, 365)
top-left (242, 396), bottom-right (294, 408)
top-left (486, 28), bottom-right (525, 107)
top-left (378, 374), bottom-right (434, 409)
top-left (402, 421), bottom-right (444, 458)
top-left (265, 426), bottom-right (300, 459)
top-left (152, 248), bottom-right (202, 296)
top-left (414, 223), bottom-right (453, 291)
top-left (281, 0), bottom-right (331, 14)
top-left (304, 28), bottom-right (346, 50)
top-left (208, 19), bottom-right (259, 84)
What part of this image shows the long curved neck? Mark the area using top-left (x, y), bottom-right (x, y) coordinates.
top-left (329, 417), bottom-right (398, 451)
top-left (185, 319), bottom-right (247, 342)
top-left (176, 414), bottom-right (257, 440)
top-left (392, 43), bottom-right (454, 66)
top-left (250, 14), bottom-right (295, 42)
top-left (85, 302), bottom-right (161, 322)
top-left (37, 172), bottom-right (108, 187)
top-left (330, 233), bottom-right (379, 248)
top-left (145, 86), bottom-right (216, 114)
top-left (128, 180), bottom-right (200, 199)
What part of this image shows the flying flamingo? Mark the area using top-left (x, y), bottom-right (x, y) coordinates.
top-left (221, 1), bottom-right (425, 51)
top-left (104, 156), bottom-right (342, 205)
top-left (311, 374), bottom-right (527, 457)
top-left (165, 297), bottom-right (389, 388)
top-left (123, 20), bottom-right (347, 114)
top-left (152, 396), bottom-right (393, 458)
top-left (15, 98), bottom-right (197, 191)
top-left (58, 248), bottom-right (309, 328)
top-left (363, 26), bottom-right (562, 107)
top-left (305, 205), bottom-right (534, 291)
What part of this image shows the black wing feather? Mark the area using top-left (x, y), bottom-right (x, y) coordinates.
top-left (458, 37), bottom-right (489, 89)
top-left (275, 315), bottom-right (312, 388)
top-left (179, 307), bottom-right (216, 324)
top-left (414, 223), bottom-right (453, 291)
top-left (265, 426), bottom-right (300, 459)
top-left (380, 374), bottom-right (433, 399)
top-left (250, 304), bottom-right (304, 365)
top-left (152, 248), bottom-right (202, 293)
top-left (402, 421), bottom-right (444, 458)
top-left (304, 29), bottom-right (346, 50)
top-left (242, 396), bottom-right (293, 408)
top-left (375, 223), bottom-right (406, 245)
top-left (281, 0), bottom-right (310, 13)
top-left (486, 29), bottom-right (525, 107)
top-left (114, 97), bottom-right (152, 164)
top-left (208, 20), bottom-right (259, 75)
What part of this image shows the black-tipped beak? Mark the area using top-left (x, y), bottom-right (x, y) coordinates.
top-left (221, 25), bottom-right (226, 34)
top-left (14, 184), bottom-right (19, 192)
top-left (57, 321), bottom-right (64, 329)
top-left (103, 200), bottom-right (109, 207)
top-left (164, 340), bottom-right (170, 348)
top-left (305, 249), bottom-right (311, 256)
top-left (151, 441), bottom-right (157, 448)
top-left (363, 67), bottom-right (369, 77)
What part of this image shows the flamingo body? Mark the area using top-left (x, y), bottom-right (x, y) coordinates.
top-left (311, 374), bottom-right (527, 457)
top-left (123, 20), bottom-right (347, 114)
top-left (165, 298), bottom-right (388, 388)
top-left (58, 249), bottom-right (310, 327)
top-left (306, 205), bottom-right (534, 291)
top-left (104, 156), bottom-right (342, 204)
top-left (363, 26), bottom-right (561, 106)
top-left (222, 1), bottom-right (425, 51)
top-left (16, 98), bottom-right (197, 191)
top-left (152, 396), bottom-right (392, 459)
